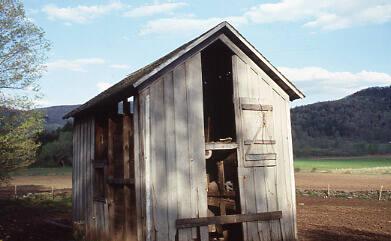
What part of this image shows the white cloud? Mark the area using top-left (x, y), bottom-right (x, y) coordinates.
top-left (124, 2), bottom-right (187, 18)
top-left (97, 82), bottom-right (113, 91)
top-left (245, 0), bottom-right (391, 30)
top-left (279, 66), bottom-right (391, 104)
top-left (139, 16), bottom-right (248, 35)
top-left (34, 99), bottom-right (50, 107)
top-left (46, 58), bottom-right (105, 72)
top-left (42, 2), bottom-right (124, 24)
top-left (109, 64), bottom-right (131, 69)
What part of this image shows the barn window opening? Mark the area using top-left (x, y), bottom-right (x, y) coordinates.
top-left (202, 40), bottom-right (243, 241)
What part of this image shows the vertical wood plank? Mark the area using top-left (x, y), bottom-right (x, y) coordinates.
top-left (151, 78), bottom-right (169, 241)
top-left (144, 94), bottom-right (153, 241)
top-left (232, 55), bottom-right (248, 241)
top-left (185, 53), bottom-right (208, 241)
top-left (164, 72), bottom-right (178, 241)
top-left (173, 63), bottom-right (192, 241)
top-left (133, 96), bottom-right (144, 241)
top-left (72, 120), bottom-right (77, 221)
top-left (284, 100), bottom-right (298, 240)
top-left (107, 117), bottom-right (116, 240)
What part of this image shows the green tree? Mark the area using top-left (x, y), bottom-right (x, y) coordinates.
top-left (0, 0), bottom-right (50, 184)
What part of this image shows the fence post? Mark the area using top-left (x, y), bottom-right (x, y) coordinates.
top-left (379, 185), bottom-right (383, 201)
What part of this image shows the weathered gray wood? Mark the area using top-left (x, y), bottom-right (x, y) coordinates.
top-left (185, 53), bottom-right (208, 241)
top-left (173, 63), bottom-right (192, 241)
top-left (72, 120), bottom-right (77, 221)
top-left (151, 77), bottom-right (169, 241)
top-left (176, 211), bottom-right (282, 228)
top-left (245, 153), bottom-right (277, 161)
top-left (232, 55), bottom-right (249, 241)
top-left (242, 168), bottom-right (261, 241)
top-left (284, 97), bottom-right (298, 240)
top-left (133, 96), bottom-right (143, 241)
top-left (244, 140), bottom-right (276, 145)
top-left (163, 72), bottom-right (178, 241)
top-left (219, 34), bottom-right (291, 101)
top-left (144, 93), bottom-right (152, 241)
top-left (241, 103), bottom-right (273, 111)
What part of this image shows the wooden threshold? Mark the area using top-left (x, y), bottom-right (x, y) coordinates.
top-left (205, 142), bottom-right (238, 150)
top-left (176, 211), bottom-right (282, 228)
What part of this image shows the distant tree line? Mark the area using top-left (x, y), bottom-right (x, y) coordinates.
top-left (292, 86), bottom-right (391, 157)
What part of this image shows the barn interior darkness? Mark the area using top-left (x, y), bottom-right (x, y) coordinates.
top-left (201, 40), bottom-right (243, 241)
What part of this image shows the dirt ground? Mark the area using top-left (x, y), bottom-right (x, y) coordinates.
top-left (297, 196), bottom-right (391, 241)
top-left (10, 175), bottom-right (71, 189)
top-left (0, 195), bottom-right (390, 241)
top-left (0, 198), bottom-right (72, 241)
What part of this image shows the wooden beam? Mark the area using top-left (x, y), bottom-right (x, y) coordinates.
top-left (176, 211), bottom-right (282, 228)
top-left (107, 177), bottom-right (135, 185)
top-left (246, 153), bottom-right (277, 161)
top-left (205, 142), bottom-right (238, 150)
top-left (244, 140), bottom-right (276, 145)
top-left (241, 103), bottom-right (273, 111)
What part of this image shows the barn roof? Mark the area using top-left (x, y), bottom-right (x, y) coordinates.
top-left (64, 22), bottom-right (304, 119)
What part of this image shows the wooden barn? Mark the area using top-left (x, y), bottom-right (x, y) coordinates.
top-left (64, 22), bottom-right (304, 241)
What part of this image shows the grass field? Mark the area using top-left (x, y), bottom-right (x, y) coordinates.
top-left (9, 167), bottom-right (72, 176)
top-left (294, 156), bottom-right (391, 172)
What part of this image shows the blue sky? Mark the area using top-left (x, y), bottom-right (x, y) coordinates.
top-left (24, 0), bottom-right (391, 107)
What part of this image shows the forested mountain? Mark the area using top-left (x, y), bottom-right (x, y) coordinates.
top-left (37, 105), bottom-right (79, 130)
top-left (292, 86), bottom-right (391, 157)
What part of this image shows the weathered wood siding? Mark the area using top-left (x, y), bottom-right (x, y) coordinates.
top-left (232, 51), bottom-right (297, 241)
top-left (137, 53), bottom-right (208, 241)
top-left (73, 117), bottom-right (95, 229)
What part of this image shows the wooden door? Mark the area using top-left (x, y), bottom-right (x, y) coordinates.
top-left (232, 54), bottom-right (282, 241)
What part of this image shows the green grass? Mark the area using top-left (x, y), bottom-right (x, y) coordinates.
top-left (294, 156), bottom-right (391, 171)
top-left (9, 166), bottom-right (72, 176)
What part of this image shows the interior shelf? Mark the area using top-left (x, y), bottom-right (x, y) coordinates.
top-left (205, 142), bottom-right (238, 150)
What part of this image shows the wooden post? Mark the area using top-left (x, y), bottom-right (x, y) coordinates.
top-left (108, 116), bottom-right (116, 239)
top-left (123, 99), bottom-right (136, 241)
top-left (379, 185), bottom-right (383, 201)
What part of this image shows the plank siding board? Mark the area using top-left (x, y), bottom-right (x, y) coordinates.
top-left (173, 63), bottom-right (192, 241)
top-left (72, 120), bottom-right (77, 221)
top-left (144, 93), bottom-right (153, 241)
top-left (232, 55), bottom-right (248, 241)
top-left (164, 72), bottom-right (178, 241)
top-left (272, 90), bottom-right (289, 241)
top-left (151, 77), bottom-right (169, 241)
top-left (133, 96), bottom-right (143, 241)
top-left (185, 53), bottom-right (208, 241)
top-left (285, 100), bottom-right (298, 240)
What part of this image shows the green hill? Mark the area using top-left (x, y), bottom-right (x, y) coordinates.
top-left (292, 86), bottom-right (391, 157)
